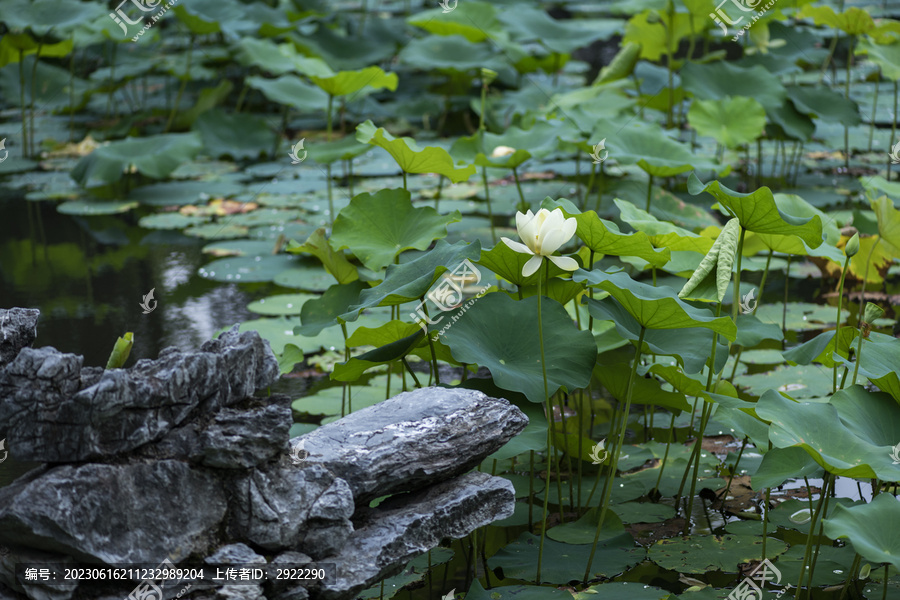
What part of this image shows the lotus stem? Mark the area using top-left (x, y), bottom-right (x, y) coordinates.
top-left (420, 299), bottom-right (441, 386)
top-left (761, 487), bottom-right (771, 559)
top-left (721, 435), bottom-right (749, 501)
top-left (18, 51), bottom-right (27, 157)
top-left (651, 411), bottom-right (678, 497)
top-left (483, 166), bottom-right (496, 244)
top-left (844, 37), bottom-right (853, 170)
top-left (401, 357), bottom-right (421, 388)
top-left (536, 261), bottom-right (552, 584)
top-left (326, 94), bottom-right (334, 141)
top-left (838, 553), bottom-right (862, 600)
top-left (645, 174), bottom-right (653, 212)
top-left (794, 473), bottom-right (834, 599)
top-left (729, 248), bottom-right (772, 381)
top-left (891, 81), bottom-right (898, 182)
top-left (869, 78), bottom-right (880, 152)
top-left (583, 325), bottom-right (646, 584)
top-left (165, 35), bottom-right (193, 133)
top-left (341, 322), bottom-right (352, 415)
top-left (512, 166), bottom-right (526, 213)
top-left (585, 161), bottom-right (596, 212)
top-left (819, 34), bottom-right (839, 86)
top-left (833, 254), bottom-right (851, 392)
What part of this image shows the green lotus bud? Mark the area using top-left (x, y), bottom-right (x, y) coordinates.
top-left (859, 563), bottom-right (871, 579)
top-left (480, 68), bottom-right (498, 86)
top-left (845, 232), bottom-right (860, 257)
top-left (863, 302), bottom-right (884, 326)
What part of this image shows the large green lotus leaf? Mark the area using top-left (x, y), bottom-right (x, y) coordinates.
top-left (544, 200), bottom-right (669, 267)
top-left (622, 456), bottom-right (725, 498)
top-left (824, 493), bottom-right (900, 571)
top-left (782, 328), bottom-right (857, 368)
top-left (786, 86), bottom-right (861, 126)
top-left (734, 314), bottom-right (784, 348)
top-left (357, 121), bottom-right (476, 183)
top-left (499, 5), bottom-right (613, 54)
top-left (765, 498), bottom-right (865, 537)
top-left (648, 534), bottom-right (787, 574)
top-left (398, 35), bottom-right (506, 72)
top-left (197, 255), bottom-right (295, 282)
top-left (595, 363), bottom-right (690, 412)
top-left (750, 446), bottom-right (823, 491)
top-left (488, 532), bottom-right (645, 584)
top-left (291, 374), bottom-right (405, 417)
top-left (547, 507), bottom-right (626, 545)
top-left (129, 180), bottom-right (245, 207)
top-left (873, 195), bottom-right (900, 257)
top-left (57, 200), bottom-right (139, 215)
top-left (246, 75), bottom-right (330, 111)
top-left (799, 5), bottom-right (875, 35)
top-left (344, 240), bottom-right (482, 319)
top-left (574, 269), bottom-right (737, 340)
top-left (756, 386), bottom-right (900, 481)
top-left (237, 39), bottom-right (316, 76)
top-left (306, 136), bottom-right (369, 165)
top-left (296, 281), bottom-right (369, 336)
top-left (606, 124), bottom-right (698, 177)
top-left (607, 180), bottom-right (720, 231)
top-left (231, 313), bottom-right (381, 356)
top-left (754, 301), bottom-right (841, 332)
top-left (0, 0), bottom-right (104, 35)
top-left (687, 97), bottom-right (766, 149)
top-left (440, 293), bottom-right (597, 403)
top-left (833, 334), bottom-right (900, 403)
top-left (192, 109), bottom-right (277, 160)
top-left (711, 405), bottom-right (771, 452)
top-left (226, 209), bottom-right (303, 227)
top-left (594, 42), bottom-right (642, 85)
top-left (681, 61), bottom-right (786, 110)
top-left (856, 38), bottom-right (900, 81)
top-left (688, 174), bottom-right (824, 247)
top-left (767, 101), bottom-right (816, 142)
top-left (309, 65), bottom-right (398, 98)
top-left (611, 503), bottom-right (675, 525)
top-left (574, 582), bottom-right (671, 600)
top-left (585, 297), bottom-right (729, 374)
top-left (622, 8), bottom-right (694, 62)
top-left (476, 241), bottom-right (571, 287)
top-left (615, 199), bottom-right (714, 253)
top-left (407, 2), bottom-right (502, 42)
top-left (247, 293), bottom-right (318, 316)
top-left (71, 133), bottom-right (203, 186)
top-left (331, 188), bottom-right (461, 271)
top-left (450, 132), bottom-right (531, 170)
top-left (286, 228), bottom-right (358, 285)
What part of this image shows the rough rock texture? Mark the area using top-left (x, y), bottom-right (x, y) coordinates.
top-left (0, 461), bottom-right (228, 564)
top-left (296, 386), bottom-right (530, 502)
top-left (0, 326), bottom-right (280, 463)
top-left (0, 308), bottom-right (39, 368)
top-left (0, 309), bottom-right (528, 600)
top-left (320, 471), bottom-right (515, 600)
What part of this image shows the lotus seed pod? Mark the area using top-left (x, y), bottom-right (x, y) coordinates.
top-left (480, 68), bottom-right (498, 86)
top-left (845, 232), bottom-right (860, 257)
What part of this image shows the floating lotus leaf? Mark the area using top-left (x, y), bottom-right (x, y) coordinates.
top-left (466, 581), bottom-right (571, 600)
top-left (681, 61), bottom-right (787, 110)
top-left (648, 534), bottom-right (787, 574)
top-left (193, 110), bottom-right (278, 160)
top-left (57, 200), bottom-right (139, 215)
top-left (247, 293), bottom-right (318, 316)
top-left (787, 85), bottom-right (861, 126)
top-left (398, 35), bottom-right (505, 73)
top-left (499, 5), bottom-right (613, 54)
top-left (183, 224), bottom-right (249, 240)
top-left (488, 532), bottom-right (645, 584)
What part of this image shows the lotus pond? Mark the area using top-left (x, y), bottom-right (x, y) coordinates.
top-left (3, 0), bottom-right (900, 598)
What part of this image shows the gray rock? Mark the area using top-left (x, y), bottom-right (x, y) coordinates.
top-left (0, 329), bottom-right (280, 463)
top-left (318, 471), bottom-right (515, 600)
top-left (294, 387), bottom-right (528, 503)
top-left (265, 552), bottom-right (312, 600)
top-left (0, 545), bottom-right (75, 600)
top-left (0, 461), bottom-right (227, 564)
top-left (205, 544), bottom-right (266, 567)
top-left (227, 465), bottom-right (354, 558)
top-left (200, 403), bottom-right (292, 469)
top-left (0, 308), bottom-right (40, 368)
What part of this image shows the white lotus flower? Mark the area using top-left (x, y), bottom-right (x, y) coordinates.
top-left (501, 208), bottom-right (578, 277)
top-left (491, 145), bottom-right (516, 158)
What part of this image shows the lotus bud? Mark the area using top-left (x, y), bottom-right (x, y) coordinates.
top-left (480, 68), bottom-right (498, 86)
top-left (859, 564), bottom-right (871, 579)
top-left (845, 232), bottom-right (860, 257)
top-left (491, 145), bottom-right (515, 158)
top-left (863, 302), bottom-right (884, 326)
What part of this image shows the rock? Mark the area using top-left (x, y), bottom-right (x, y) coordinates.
top-left (0, 461), bottom-right (227, 564)
top-left (319, 471), bottom-right (515, 600)
top-left (0, 329), bottom-right (280, 463)
top-left (205, 543), bottom-right (267, 567)
top-left (200, 403), bottom-right (292, 469)
top-left (265, 552), bottom-right (312, 600)
top-left (0, 308), bottom-right (40, 368)
top-left (295, 387), bottom-right (529, 503)
top-left (0, 545), bottom-right (75, 600)
top-left (227, 464), bottom-right (354, 558)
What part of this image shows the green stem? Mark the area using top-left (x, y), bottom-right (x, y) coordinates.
top-left (536, 261), bottom-right (551, 584)
top-left (326, 94), bottom-right (334, 141)
top-left (483, 166), bottom-right (496, 244)
top-left (890, 81), bottom-right (898, 182)
top-left (165, 36), bottom-right (193, 133)
top-left (512, 166), bottom-right (527, 213)
top-left (583, 325), bottom-right (646, 584)
top-left (18, 51), bottom-right (27, 157)
top-left (833, 254), bottom-right (851, 393)
top-left (341, 322), bottom-right (352, 415)
top-left (869, 77), bottom-right (880, 153)
top-left (421, 300), bottom-right (441, 386)
top-left (794, 473), bottom-right (834, 599)
top-left (401, 357), bottom-right (422, 388)
top-left (645, 174), bottom-right (653, 212)
top-left (844, 37), bottom-right (853, 170)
